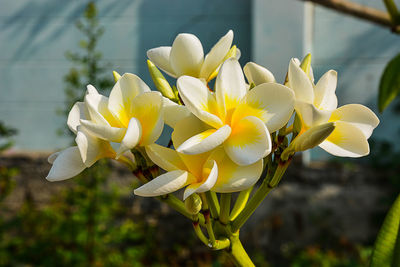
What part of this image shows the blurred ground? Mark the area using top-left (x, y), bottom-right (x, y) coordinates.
top-left (0, 152), bottom-right (394, 266)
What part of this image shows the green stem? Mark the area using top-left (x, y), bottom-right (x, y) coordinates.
top-left (205, 191), bottom-right (220, 219)
top-left (204, 210), bottom-right (216, 246)
top-left (192, 219), bottom-right (209, 246)
top-left (159, 194), bottom-right (205, 226)
top-left (230, 187), bottom-right (253, 221)
top-left (219, 193), bottom-right (231, 225)
top-left (227, 232), bottom-right (255, 267)
top-left (231, 160), bottom-right (291, 232)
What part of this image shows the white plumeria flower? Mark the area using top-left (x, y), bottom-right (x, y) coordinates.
top-left (175, 58), bottom-right (295, 166)
top-left (134, 115), bottom-right (263, 200)
top-left (288, 59), bottom-right (380, 157)
top-left (46, 89), bottom-right (119, 181)
top-left (79, 73), bottom-right (165, 157)
top-left (147, 30), bottom-right (239, 81)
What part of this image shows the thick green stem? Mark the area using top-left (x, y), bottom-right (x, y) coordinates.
top-left (219, 193), bottom-right (231, 225)
top-left (205, 191), bottom-right (220, 218)
top-left (231, 160), bottom-right (290, 232)
top-left (227, 233), bottom-right (255, 267)
top-left (230, 187), bottom-right (253, 221)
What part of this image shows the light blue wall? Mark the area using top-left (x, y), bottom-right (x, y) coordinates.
top-left (0, 0), bottom-right (251, 151)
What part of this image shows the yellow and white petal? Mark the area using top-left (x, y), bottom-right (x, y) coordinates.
top-left (232, 83), bottom-right (294, 133)
top-left (288, 58), bottom-right (314, 103)
top-left (224, 116), bottom-right (271, 165)
top-left (163, 97), bottom-right (191, 128)
top-left (177, 125), bottom-right (231, 155)
top-left (46, 146), bottom-right (86, 182)
top-left (215, 58), bottom-right (247, 117)
top-left (183, 160), bottom-right (218, 200)
top-left (169, 33), bottom-right (204, 77)
top-left (177, 76), bottom-right (223, 128)
top-left (330, 104), bottom-right (379, 139)
top-left (295, 101), bottom-right (332, 128)
top-left (116, 118), bottom-right (142, 158)
top-left (108, 73), bottom-right (151, 127)
top-left (145, 144), bottom-right (187, 172)
top-left (200, 30), bottom-right (233, 80)
top-left (134, 170), bottom-right (196, 197)
top-left (147, 46), bottom-right (177, 78)
top-left (67, 102), bottom-right (89, 134)
top-left (84, 86), bottom-right (111, 125)
top-left (172, 114), bottom-right (210, 148)
top-left (80, 119), bottom-right (126, 142)
top-left (314, 70), bottom-right (338, 110)
top-left (211, 149), bottom-right (263, 192)
top-left (243, 62), bottom-right (276, 85)
top-left (319, 121), bottom-right (370, 157)
top-left (131, 91), bottom-right (164, 146)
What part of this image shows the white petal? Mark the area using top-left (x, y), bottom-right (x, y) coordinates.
top-left (46, 146), bottom-right (86, 181)
top-left (177, 125), bottom-right (231, 155)
top-left (47, 152), bottom-right (60, 164)
top-left (183, 160), bottom-right (218, 200)
top-left (319, 121), bottom-right (370, 157)
top-left (75, 126), bottom-right (112, 167)
top-left (232, 83), bottom-right (295, 133)
top-left (200, 30), bottom-right (233, 80)
top-left (67, 102), bottom-right (89, 134)
top-left (116, 118), bottom-right (142, 158)
top-left (171, 114), bottom-right (210, 148)
top-left (295, 101), bottom-right (332, 128)
top-left (215, 58), bottom-right (247, 117)
top-left (162, 97), bottom-right (191, 128)
top-left (134, 170), bottom-right (195, 197)
top-left (330, 104), bottom-right (379, 139)
top-left (169, 33), bottom-right (204, 77)
top-left (224, 116), bottom-right (271, 165)
top-left (147, 46), bottom-right (176, 77)
top-left (145, 144), bottom-right (186, 172)
top-left (84, 85), bottom-right (110, 125)
top-left (210, 149), bottom-right (263, 193)
top-left (131, 91), bottom-right (164, 146)
top-left (108, 73), bottom-right (151, 126)
top-left (243, 62), bottom-right (276, 85)
top-left (177, 76), bottom-right (223, 128)
top-left (288, 58), bottom-right (314, 103)
top-left (80, 119), bottom-right (126, 142)
top-left (314, 70), bottom-right (338, 110)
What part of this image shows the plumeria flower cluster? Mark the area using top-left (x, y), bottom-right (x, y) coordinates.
top-left (46, 30), bottom-right (379, 266)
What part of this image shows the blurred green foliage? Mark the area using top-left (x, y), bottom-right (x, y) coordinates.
top-left (290, 246), bottom-right (371, 267)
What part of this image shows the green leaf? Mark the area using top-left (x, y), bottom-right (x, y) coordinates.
top-left (370, 193), bottom-right (400, 267)
top-left (379, 53), bottom-right (400, 112)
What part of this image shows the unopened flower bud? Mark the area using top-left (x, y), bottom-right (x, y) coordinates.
top-left (300, 53), bottom-right (312, 77)
top-left (281, 122), bottom-right (335, 160)
top-left (113, 71), bottom-right (121, 82)
top-left (185, 193), bottom-right (202, 215)
top-left (147, 60), bottom-right (176, 100)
